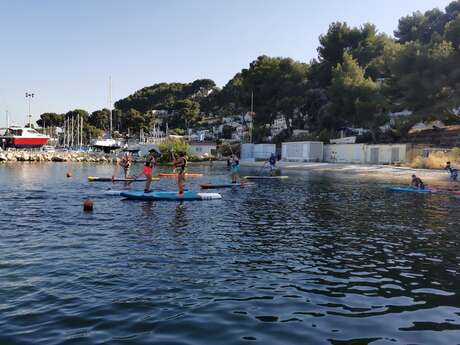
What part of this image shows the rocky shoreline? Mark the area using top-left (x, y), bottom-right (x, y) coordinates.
top-left (0, 151), bottom-right (115, 163)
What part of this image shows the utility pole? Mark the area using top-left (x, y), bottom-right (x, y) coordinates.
top-left (25, 92), bottom-right (34, 127)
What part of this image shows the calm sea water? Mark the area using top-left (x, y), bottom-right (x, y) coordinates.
top-left (1, 163), bottom-right (460, 345)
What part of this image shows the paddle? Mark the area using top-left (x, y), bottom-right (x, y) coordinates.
top-left (126, 150), bottom-right (157, 187)
top-left (257, 161), bottom-right (268, 176)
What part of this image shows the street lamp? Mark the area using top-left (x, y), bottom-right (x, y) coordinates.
top-left (25, 92), bottom-right (34, 128)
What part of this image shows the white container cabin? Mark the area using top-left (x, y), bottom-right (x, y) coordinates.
top-left (323, 144), bottom-right (366, 163)
top-left (365, 144), bottom-right (411, 164)
top-left (241, 143), bottom-right (276, 161)
top-left (281, 141), bottom-right (323, 162)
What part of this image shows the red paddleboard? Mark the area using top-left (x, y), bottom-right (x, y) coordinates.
top-left (158, 173), bottom-right (203, 178)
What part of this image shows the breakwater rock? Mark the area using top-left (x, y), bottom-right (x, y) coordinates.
top-left (0, 151), bottom-right (115, 163)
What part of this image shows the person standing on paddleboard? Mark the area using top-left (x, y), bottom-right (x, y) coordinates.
top-left (173, 152), bottom-right (187, 196)
top-left (120, 153), bottom-right (132, 179)
top-left (143, 153), bottom-right (156, 193)
top-left (230, 154), bottom-right (242, 184)
top-left (269, 153), bottom-right (277, 175)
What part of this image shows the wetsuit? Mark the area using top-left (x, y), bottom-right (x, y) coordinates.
top-left (446, 164), bottom-right (458, 181)
top-left (412, 177), bottom-right (425, 189)
top-left (269, 154), bottom-right (276, 171)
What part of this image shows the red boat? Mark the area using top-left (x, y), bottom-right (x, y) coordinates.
top-left (1, 126), bottom-right (49, 148)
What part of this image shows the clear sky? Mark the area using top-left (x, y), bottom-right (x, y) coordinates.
top-left (0, 0), bottom-right (452, 126)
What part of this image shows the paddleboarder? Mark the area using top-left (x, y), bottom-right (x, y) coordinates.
top-left (269, 153), bottom-right (277, 175)
top-left (445, 161), bottom-right (458, 181)
top-left (173, 152), bottom-right (187, 196)
top-left (142, 153), bottom-right (156, 192)
top-left (411, 174), bottom-right (425, 189)
top-left (230, 154), bottom-right (242, 184)
top-left (112, 152), bottom-right (132, 181)
top-left (120, 153), bottom-right (132, 179)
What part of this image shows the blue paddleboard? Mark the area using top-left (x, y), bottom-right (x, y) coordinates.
top-left (121, 190), bottom-right (222, 201)
top-left (385, 186), bottom-right (432, 193)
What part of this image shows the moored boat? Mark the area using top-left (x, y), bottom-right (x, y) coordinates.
top-left (0, 126), bottom-right (49, 148)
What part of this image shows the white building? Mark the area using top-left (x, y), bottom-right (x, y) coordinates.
top-left (323, 143), bottom-right (413, 164)
top-left (241, 143), bottom-right (276, 161)
top-left (323, 144), bottom-right (366, 163)
top-left (271, 115), bottom-right (288, 137)
top-left (365, 144), bottom-right (411, 164)
top-left (189, 141), bottom-right (217, 157)
top-left (282, 141), bottom-right (323, 162)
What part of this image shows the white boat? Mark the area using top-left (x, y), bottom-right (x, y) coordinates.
top-left (0, 126), bottom-right (49, 148)
top-left (91, 138), bottom-right (123, 152)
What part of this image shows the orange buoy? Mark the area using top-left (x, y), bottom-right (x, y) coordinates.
top-left (83, 199), bottom-right (93, 212)
top-left (66, 172), bottom-right (73, 178)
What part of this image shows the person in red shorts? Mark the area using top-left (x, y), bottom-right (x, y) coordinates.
top-left (142, 153), bottom-right (156, 193)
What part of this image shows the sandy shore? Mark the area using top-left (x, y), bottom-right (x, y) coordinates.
top-left (241, 160), bottom-right (456, 186)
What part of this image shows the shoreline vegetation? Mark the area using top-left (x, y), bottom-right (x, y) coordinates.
top-left (33, 1), bottom-right (460, 147)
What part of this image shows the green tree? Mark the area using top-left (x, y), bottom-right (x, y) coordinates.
top-left (445, 14), bottom-right (460, 50)
top-left (328, 52), bottom-right (386, 130)
top-left (88, 109), bottom-right (110, 130)
top-left (36, 113), bottom-right (64, 127)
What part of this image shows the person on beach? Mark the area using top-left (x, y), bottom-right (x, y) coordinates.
top-left (230, 154), bottom-right (242, 184)
top-left (411, 174), bottom-right (425, 189)
top-left (445, 161), bottom-right (458, 181)
top-left (269, 153), bottom-right (277, 175)
top-left (173, 152), bottom-right (187, 196)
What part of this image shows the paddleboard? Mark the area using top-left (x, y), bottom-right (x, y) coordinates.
top-left (88, 176), bottom-right (159, 182)
top-left (244, 176), bottom-right (288, 180)
top-left (120, 191), bottom-right (222, 201)
top-left (200, 182), bottom-right (255, 189)
top-left (385, 186), bottom-right (432, 193)
top-left (158, 173), bottom-right (204, 177)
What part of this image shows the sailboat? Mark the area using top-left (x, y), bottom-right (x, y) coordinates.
top-left (90, 76), bottom-right (123, 153)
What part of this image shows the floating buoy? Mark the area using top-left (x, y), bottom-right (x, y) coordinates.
top-left (66, 172), bottom-right (73, 178)
top-left (83, 199), bottom-right (93, 212)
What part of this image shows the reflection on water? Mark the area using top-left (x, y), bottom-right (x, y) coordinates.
top-left (0, 163), bottom-right (460, 344)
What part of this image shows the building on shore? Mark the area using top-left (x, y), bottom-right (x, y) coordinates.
top-left (241, 143), bottom-right (276, 161)
top-left (189, 141), bottom-right (217, 157)
top-left (281, 141), bottom-right (324, 162)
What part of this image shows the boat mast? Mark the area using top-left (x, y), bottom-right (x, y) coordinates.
top-left (109, 76), bottom-right (112, 138)
top-left (5, 110), bottom-right (9, 128)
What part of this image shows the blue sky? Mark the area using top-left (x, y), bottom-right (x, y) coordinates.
top-left (0, 0), bottom-right (452, 126)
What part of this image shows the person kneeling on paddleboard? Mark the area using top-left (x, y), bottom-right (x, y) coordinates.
top-left (445, 161), bottom-right (458, 181)
top-left (411, 174), bottom-right (425, 189)
top-left (174, 152), bottom-right (187, 196)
